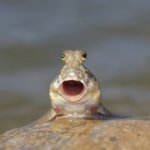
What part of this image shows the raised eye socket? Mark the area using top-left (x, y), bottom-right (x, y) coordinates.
top-left (61, 52), bottom-right (65, 61)
top-left (81, 51), bottom-right (87, 61)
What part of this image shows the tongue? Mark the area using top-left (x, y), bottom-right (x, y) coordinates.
top-left (62, 80), bottom-right (84, 96)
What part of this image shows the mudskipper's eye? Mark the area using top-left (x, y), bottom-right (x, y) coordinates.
top-left (81, 51), bottom-right (87, 61)
top-left (61, 52), bottom-right (65, 61)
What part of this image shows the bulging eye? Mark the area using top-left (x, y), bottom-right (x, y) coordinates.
top-left (81, 51), bottom-right (87, 61)
top-left (61, 51), bottom-right (65, 61)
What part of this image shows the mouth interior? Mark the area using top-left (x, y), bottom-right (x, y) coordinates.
top-left (62, 80), bottom-right (84, 96)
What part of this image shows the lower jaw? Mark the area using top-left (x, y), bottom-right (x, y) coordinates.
top-left (62, 93), bottom-right (85, 102)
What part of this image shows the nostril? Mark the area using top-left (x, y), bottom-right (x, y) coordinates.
top-left (68, 72), bottom-right (76, 77)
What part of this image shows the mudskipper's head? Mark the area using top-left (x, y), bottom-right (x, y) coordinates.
top-left (49, 50), bottom-right (100, 116)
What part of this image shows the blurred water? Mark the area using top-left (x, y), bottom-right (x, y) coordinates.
top-left (0, 0), bottom-right (150, 133)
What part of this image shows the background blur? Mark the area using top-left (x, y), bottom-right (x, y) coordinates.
top-left (0, 0), bottom-right (150, 134)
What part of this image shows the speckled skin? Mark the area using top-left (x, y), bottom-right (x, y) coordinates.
top-left (34, 50), bottom-right (111, 125)
top-left (1, 50), bottom-right (150, 150)
top-left (1, 118), bottom-right (150, 150)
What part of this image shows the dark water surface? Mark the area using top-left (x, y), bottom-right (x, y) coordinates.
top-left (0, 1), bottom-right (150, 133)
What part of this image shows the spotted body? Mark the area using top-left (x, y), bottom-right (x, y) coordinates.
top-left (35, 50), bottom-right (111, 124)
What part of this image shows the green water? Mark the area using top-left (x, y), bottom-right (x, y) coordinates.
top-left (0, 1), bottom-right (150, 134)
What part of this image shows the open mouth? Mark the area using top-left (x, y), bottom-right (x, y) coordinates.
top-left (62, 80), bottom-right (84, 97)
